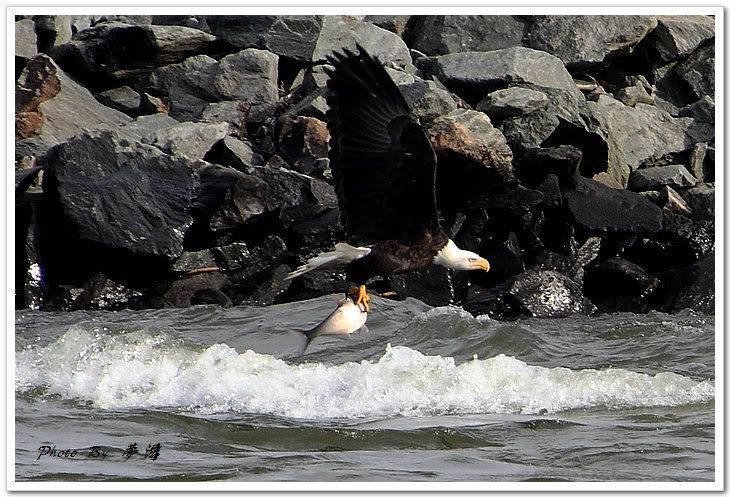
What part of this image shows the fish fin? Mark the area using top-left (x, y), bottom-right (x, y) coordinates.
top-left (360, 324), bottom-right (369, 334)
top-left (295, 328), bottom-right (317, 356)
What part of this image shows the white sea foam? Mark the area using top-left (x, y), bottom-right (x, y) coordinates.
top-left (16, 326), bottom-right (714, 418)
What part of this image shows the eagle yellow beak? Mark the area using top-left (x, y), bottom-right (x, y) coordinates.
top-left (474, 258), bottom-right (490, 272)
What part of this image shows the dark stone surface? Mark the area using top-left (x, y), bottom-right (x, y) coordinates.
top-left (681, 184), bottom-right (714, 221)
top-left (518, 145), bottom-right (581, 185)
top-left (476, 87), bottom-right (548, 121)
top-left (276, 115), bottom-right (329, 175)
top-left (628, 164), bottom-right (698, 191)
top-left (646, 16), bottom-right (715, 63)
top-left (654, 253), bottom-right (714, 314)
top-left (620, 221), bottom-right (714, 273)
top-left (677, 96), bottom-right (714, 125)
top-left (583, 257), bottom-right (659, 313)
top-left (95, 86), bottom-right (142, 115)
top-left (675, 39), bottom-right (714, 101)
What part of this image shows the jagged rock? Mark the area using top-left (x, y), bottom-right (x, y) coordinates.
top-left (646, 15), bottom-right (715, 63)
top-left (681, 184), bottom-right (714, 221)
top-left (363, 15), bottom-right (411, 36)
top-left (142, 121), bottom-right (229, 160)
top-left (286, 208), bottom-right (344, 260)
top-left (281, 270), bottom-right (349, 302)
top-left (586, 95), bottom-right (711, 186)
top-left (118, 113), bottom-right (180, 142)
top-left (563, 176), bottom-right (663, 234)
top-left (31, 15), bottom-right (73, 52)
top-left (583, 257), bottom-right (660, 314)
top-left (592, 172), bottom-right (623, 189)
top-left (525, 15), bottom-right (657, 68)
top-left (171, 250), bottom-right (217, 273)
top-left (688, 142), bottom-right (708, 182)
top-left (92, 15), bottom-right (153, 25)
top-left (162, 271), bottom-right (228, 308)
top-left (677, 95), bottom-right (714, 125)
top-left (654, 61), bottom-right (697, 110)
top-left (191, 288), bottom-right (232, 307)
top-left (434, 47), bottom-right (583, 105)
top-left (398, 79), bottom-right (457, 123)
top-left (628, 164), bottom-right (698, 191)
top-left (536, 174), bottom-right (562, 208)
top-left (52, 22), bottom-right (223, 85)
top-left (389, 265), bottom-right (469, 307)
top-left (476, 87), bottom-right (548, 120)
top-left (204, 136), bottom-right (263, 171)
top-left (213, 48), bottom-right (279, 103)
top-left (615, 81), bottom-right (654, 107)
top-left (152, 15), bottom-right (210, 31)
top-left (465, 269), bottom-right (596, 320)
top-left (207, 15), bottom-right (324, 61)
top-left (39, 129), bottom-right (198, 288)
top-left (15, 19), bottom-right (37, 61)
top-left (276, 115), bottom-right (329, 175)
top-left (482, 232), bottom-right (525, 285)
top-left (404, 15), bottom-right (528, 56)
top-left (659, 185), bottom-right (693, 218)
top-left (654, 253), bottom-right (714, 314)
top-left (211, 242), bottom-right (251, 273)
top-left (477, 185), bottom-right (544, 215)
top-left (95, 86), bottom-right (141, 115)
top-left (620, 221), bottom-right (714, 273)
top-left (427, 109), bottom-right (514, 183)
top-left (15, 54), bottom-right (131, 151)
top-left (223, 236), bottom-right (292, 305)
top-left (675, 39), bottom-right (714, 100)
top-left (518, 145), bottom-right (581, 185)
top-left (69, 273), bottom-right (145, 311)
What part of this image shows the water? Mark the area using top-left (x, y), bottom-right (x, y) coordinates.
top-left (14, 295), bottom-right (715, 482)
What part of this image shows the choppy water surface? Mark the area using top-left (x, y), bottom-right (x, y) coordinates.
top-left (15, 295), bottom-right (715, 482)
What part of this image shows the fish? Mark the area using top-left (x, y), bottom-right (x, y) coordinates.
top-left (296, 296), bottom-right (368, 356)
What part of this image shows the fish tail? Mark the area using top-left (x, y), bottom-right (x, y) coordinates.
top-left (296, 327), bottom-right (319, 356)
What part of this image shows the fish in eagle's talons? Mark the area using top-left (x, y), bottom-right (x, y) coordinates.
top-left (285, 43), bottom-right (490, 334)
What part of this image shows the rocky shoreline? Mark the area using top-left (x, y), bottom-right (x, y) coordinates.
top-left (15, 14), bottom-right (715, 318)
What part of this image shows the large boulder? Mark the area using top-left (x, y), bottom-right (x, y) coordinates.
top-left (15, 19), bottom-right (37, 63)
top-left (674, 39), bottom-right (715, 101)
top-left (645, 16), bottom-right (715, 63)
top-left (142, 121), bottom-right (229, 160)
top-left (654, 253), bottom-right (714, 314)
top-left (525, 15), bottom-right (657, 68)
top-left (398, 79), bottom-right (457, 123)
top-left (628, 164), bottom-right (698, 191)
top-left (583, 257), bottom-right (660, 313)
top-left (476, 87), bottom-right (548, 121)
top-left (681, 184), bottom-right (714, 221)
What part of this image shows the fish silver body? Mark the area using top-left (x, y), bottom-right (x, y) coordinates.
top-left (297, 297), bottom-right (368, 355)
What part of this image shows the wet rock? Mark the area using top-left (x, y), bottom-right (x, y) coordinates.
top-left (681, 184), bottom-right (714, 221)
top-left (405, 15), bottom-right (528, 56)
top-left (162, 271), bottom-right (228, 308)
top-left (434, 47), bottom-right (583, 105)
top-left (39, 129), bottom-right (197, 288)
top-left (677, 96), bottom-right (714, 125)
top-left (276, 115), bottom-right (329, 175)
top-left (646, 15), bottom-right (715, 63)
top-left (620, 221), bottom-right (714, 273)
top-left (427, 109), bottom-right (515, 183)
top-left (482, 232), bottom-right (525, 285)
top-left (281, 270), bottom-right (349, 302)
top-left (525, 15), bottom-right (657, 68)
top-left (224, 236), bottom-right (292, 305)
top-left (389, 265), bottom-right (469, 307)
top-left (15, 19), bottom-right (37, 62)
top-left (207, 15), bottom-right (324, 62)
top-left (518, 145), bottom-right (581, 185)
top-left (563, 176), bottom-right (663, 234)
top-left (204, 135), bottom-right (263, 171)
top-left (69, 273), bottom-right (145, 311)
top-left (363, 15), bottom-right (411, 36)
top-left (583, 257), bottom-right (659, 313)
top-left (171, 249), bottom-right (217, 273)
top-left (211, 242), bottom-right (251, 273)
top-left (628, 164), bottom-right (698, 191)
top-left (286, 208), bottom-right (345, 260)
top-left (191, 288), bottom-right (233, 307)
top-left (654, 253), bottom-right (714, 314)
top-left (476, 87), bottom-right (548, 121)
top-left (95, 86), bottom-right (141, 115)
top-left (15, 54), bottom-right (131, 147)
top-left (398, 79), bottom-right (457, 123)
top-left (465, 269), bottom-right (596, 320)
top-left (675, 39), bottom-right (714, 100)
top-left (142, 121), bottom-right (229, 160)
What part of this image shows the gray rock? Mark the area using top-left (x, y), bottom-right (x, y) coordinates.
top-left (628, 164), bottom-right (698, 191)
top-left (563, 176), bottom-right (663, 234)
top-left (465, 269), bottom-right (596, 319)
top-left (95, 86), bottom-right (141, 114)
top-left (15, 19), bottom-right (37, 60)
top-left (207, 15), bottom-right (324, 61)
top-left (592, 172), bottom-right (623, 189)
top-left (647, 15), bottom-right (715, 63)
top-left (205, 135), bottom-right (263, 171)
top-left (118, 113), bottom-right (180, 142)
top-left (477, 87), bottom-right (548, 120)
top-left (15, 54), bottom-right (131, 152)
top-left (276, 115), bottom-right (329, 175)
top-left (364, 15), bottom-right (411, 36)
top-left (519, 145), bottom-right (581, 184)
top-left (427, 109), bottom-right (515, 183)
top-left (213, 48), bottom-right (279, 103)
top-left (142, 121), bottom-right (229, 160)
top-left (92, 15), bottom-right (153, 25)
top-left (405, 15), bottom-right (528, 56)
top-left (526, 15), bottom-right (657, 68)
top-left (435, 47), bottom-right (583, 104)
top-left (659, 185), bottom-right (693, 216)
top-left (688, 142), bottom-right (708, 182)
top-left (32, 15), bottom-right (73, 51)
top-left (152, 15), bottom-right (210, 31)
top-left (172, 250), bottom-right (217, 273)
top-left (398, 79), bottom-right (457, 123)
top-left (615, 81), bottom-right (654, 107)
top-left (675, 39), bottom-right (714, 100)
top-left (677, 95), bottom-right (714, 124)
top-left (681, 184), bottom-right (714, 221)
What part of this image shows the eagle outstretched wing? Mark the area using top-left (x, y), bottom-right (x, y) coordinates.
top-left (324, 44), bottom-right (440, 245)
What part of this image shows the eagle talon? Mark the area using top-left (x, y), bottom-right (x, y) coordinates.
top-left (349, 285), bottom-right (370, 313)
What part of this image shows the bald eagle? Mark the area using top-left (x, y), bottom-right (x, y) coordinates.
top-left (285, 44), bottom-right (490, 311)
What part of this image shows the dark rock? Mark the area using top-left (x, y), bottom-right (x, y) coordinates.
top-left (677, 96), bottom-right (714, 125)
top-left (620, 221), bottom-right (714, 273)
top-left (482, 232), bottom-right (525, 285)
top-left (477, 185), bottom-right (544, 215)
top-left (404, 15), bottom-right (528, 56)
top-left (276, 115), bottom-right (329, 175)
top-left (583, 257), bottom-right (660, 313)
top-left (389, 265), bottom-right (468, 307)
top-left (145, 54), bottom-right (218, 121)
top-left (204, 136), bottom-right (263, 171)
top-left (207, 15), bottom-right (324, 62)
top-left (162, 271), bottom-right (228, 308)
top-left (191, 288), bottom-right (232, 307)
top-left (223, 236), bottom-right (292, 305)
top-left (659, 185), bottom-right (693, 220)
top-left (427, 109), bottom-right (515, 184)
top-left (536, 174), bottom-right (562, 208)
top-left (674, 39), bottom-right (715, 100)
top-left (465, 269), bottom-right (596, 319)
top-left (39, 129), bottom-right (198, 288)
top-left (92, 15), bottom-right (153, 25)
top-left (646, 15), bottom-right (715, 63)
top-left (15, 19), bottom-right (37, 62)
top-left (525, 15), bottom-right (657, 68)
top-left (15, 54), bottom-right (131, 148)
top-left (95, 86), bottom-right (142, 115)
top-left (171, 250), bottom-right (217, 273)
top-left (654, 253), bottom-right (714, 314)
top-left (31, 15), bottom-right (73, 52)
top-left (476, 87), bottom-right (548, 120)
top-left (142, 121), bottom-right (229, 160)
top-left (681, 184), bottom-right (714, 221)
top-left (434, 47), bottom-right (583, 105)
top-left (364, 15), bottom-right (411, 36)
top-left (281, 269), bottom-right (350, 302)
top-left (519, 145), bottom-right (581, 185)
top-left (69, 273), bottom-right (144, 311)
top-left (572, 237), bottom-right (602, 286)
top-left (615, 80), bottom-right (654, 107)
top-left (688, 142), bottom-right (708, 182)
top-left (398, 79), bottom-right (457, 123)
top-left (244, 264), bottom-right (293, 306)
top-left (563, 176), bottom-right (663, 234)
top-left (286, 209), bottom-right (345, 260)
top-left (211, 242), bottom-right (251, 273)
top-left (628, 164), bottom-right (698, 191)
top-left (139, 92), bottom-right (168, 115)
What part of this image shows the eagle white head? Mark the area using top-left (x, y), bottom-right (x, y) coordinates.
top-left (433, 239), bottom-right (490, 272)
